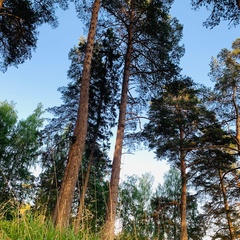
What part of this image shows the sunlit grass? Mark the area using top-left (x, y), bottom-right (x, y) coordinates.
top-left (0, 202), bottom-right (141, 240)
top-left (0, 213), bottom-right (100, 240)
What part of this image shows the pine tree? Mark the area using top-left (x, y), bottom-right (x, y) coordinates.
top-left (152, 168), bottom-right (206, 239)
top-left (191, 0), bottom-right (240, 27)
top-left (0, 0), bottom-right (66, 71)
top-left (101, 1), bottom-right (184, 237)
top-left (143, 78), bottom-right (216, 240)
top-left (36, 28), bottom-right (120, 231)
top-left (209, 38), bottom-right (240, 153)
top-left (53, 0), bottom-right (101, 229)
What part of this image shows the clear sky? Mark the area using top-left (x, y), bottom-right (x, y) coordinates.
top-left (0, 0), bottom-right (239, 193)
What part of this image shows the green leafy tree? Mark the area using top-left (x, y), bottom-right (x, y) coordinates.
top-left (118, 173), bottom-right (155, 239)
top-left (0, 101), bottom-right (44, 208)
top-left (118, 169), bottom-right (205, 240)
top-left (152, 168), bottom-right (181, 239)
top-left (152, 168), bottom-right (206, 240)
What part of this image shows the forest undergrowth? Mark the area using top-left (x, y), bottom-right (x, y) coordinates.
top-left (0, 202), bottom-right (99, 240)
top-left (0, 202), bottom-right (136, 240)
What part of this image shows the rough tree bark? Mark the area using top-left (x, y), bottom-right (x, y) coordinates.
top-left (0, 0), bottom-right (4, 9)
top-left (180, 128), bottom-right (188, 240)
top-left (103, 3), bottom-right (134, 239)
top-left (219, 170), bottom-right (236, 240)
top-left (74, 142), bottom-right (95, 233)
top-left (74, 85), bottom-right (104, 233)
top-left (53, 0), bottom-right (101, 230)
top-left (232, 85), bottom-right (240, 153)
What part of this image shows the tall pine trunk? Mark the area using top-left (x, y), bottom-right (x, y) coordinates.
top-left (103, 5), bottom-right (134, 239)
top-left (219, 170), bottom-right (236, 240)
top-left (180, 128), bottom-right (188, 240)
top-left (53, 0), bottom-right (101, 230)
top-left (74, 83), bottom-right (104, 233)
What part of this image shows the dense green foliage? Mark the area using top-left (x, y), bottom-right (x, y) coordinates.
top-left (143, 76), bottom-right (239, 239)
top-left (0, 101), bottom-right (44, 207)
top-left (119, 173), bottom-right (155, 239)
top-left (143, 77), bottom-right (215, 161)
top-left (0, 102), bottom-right (44, 229)
top-left (0, 0), bottom-right (68, 71)
top-left (152, 168), bottom-right (206, 239)
top-left (118, 169), bottom-right (206, 239)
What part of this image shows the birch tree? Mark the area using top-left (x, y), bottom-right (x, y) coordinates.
top-left (0, 101), bottom-right (44, 206)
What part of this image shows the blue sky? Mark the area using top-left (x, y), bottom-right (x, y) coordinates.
top-left (0, 1), bottom-right (239, 192)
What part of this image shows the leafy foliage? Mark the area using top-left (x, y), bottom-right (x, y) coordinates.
top-left (152, 168), bottom-right (206, 239)
top-left (118, 173), bottom-right (155, 239)
top-left (118, 169), bottom-right (206, 239)
top-left (0, 101), bottom-right (44, 206)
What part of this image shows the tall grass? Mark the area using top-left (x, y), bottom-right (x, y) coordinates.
top-left (0, 212), bottom-right (100, 240)
top-left (0, 203), bottom-right (141, 240)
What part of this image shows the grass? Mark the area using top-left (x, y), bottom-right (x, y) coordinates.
top-left (0, 213), bottom-right (100, 240)
top-left (0, 203), bottom-right (141, 240)
top-left (0, 213), bottom-right (146, 240)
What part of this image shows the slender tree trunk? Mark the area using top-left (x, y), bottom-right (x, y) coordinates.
top-left (73, 55), bottom-right (111, 232)
top-left (103, 4), bottom-right (134, 239)
top-left (0, 0), bottom-right (3, 9)
top-left (52, 0), bottom-right (101, 230)
top-left (74, 91), bottom-right (104, 233)
top-left (74, 145), bottom-right (94, 233)
top-left (173, 206), bottom-right (177, 239)
top-left (180, 128), bottom-right (188, 240)
top-left (219, 170), bottom-right (236, 240)
top-left (232, 86), bottom-right (240, 153)
top-left (237, 0), bottom-right (240, 9)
